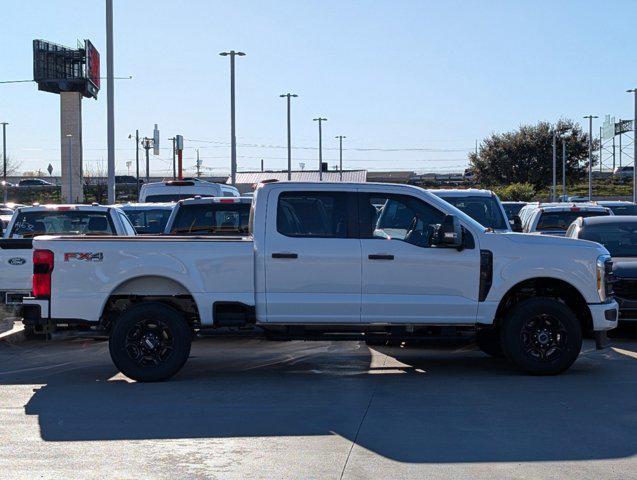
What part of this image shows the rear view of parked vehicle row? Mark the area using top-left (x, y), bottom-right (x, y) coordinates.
top-left (23, 182), bottom-right (618, 382)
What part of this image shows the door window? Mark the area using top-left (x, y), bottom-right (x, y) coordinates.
top-left (360, 193), bottom-right (445, 248)
top-left (277, 191), bottom-right (350, 238)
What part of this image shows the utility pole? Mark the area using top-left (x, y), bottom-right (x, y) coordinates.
top-left (335, 135), bottom-right (346, 181)
top-left (169, 137), bottom-right (176, 179)
top-left (1, 122), bottom-right (7, 204)
top-left (142, 137), bottom-right (152, 181)
top-left (628, 89), bottom-right (637, 202)
top-left (260, 158), bottom-right (264, 172)
top-left (562, 141), bottom-right (567, 200)
top-left (612, 135), bottom-right (616, 172)
top-left (105, 0), bottom-right (115, 204)
top-left (280, 93), bottom-right (297, 180)
top-left (313, 117), bottom-right (327, 180)
top-left (220, 50), bottom-right (245, 186)
top-left (552, 132), bottom-right (557, 202)
top-left (583, 115), bottom-right (598, 200)
top-left (196, 149), bottom-right (202, 177)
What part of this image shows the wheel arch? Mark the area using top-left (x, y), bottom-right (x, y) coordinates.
top-left (494, 276), bottom-right (592, 333)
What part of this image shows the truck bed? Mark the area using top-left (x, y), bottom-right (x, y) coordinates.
top-left (33, 235), bottom-right (255, 325)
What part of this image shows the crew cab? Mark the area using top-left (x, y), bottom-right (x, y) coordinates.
top-left (164, 197), bottom-right (251, 235)
top-left (23, 183), bottom-right (618, 381)
top-left (0, 205), bottom-right (136, 310)
top-left (139, 180), bottom-right (239, 203)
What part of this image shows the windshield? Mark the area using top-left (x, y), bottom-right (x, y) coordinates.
top-left (580, 222), bottom-right (637, 257)
top-left (145, 193), bottom-right (216, 202)
top-left (536, 210), bottom-right (609, 231)
top-left (10, 211), bottom-right (115, 237)
top-left (608, 204), bottom-right (637, 216)
top-left (438, 195), bottom-right (508, 230)
top-left (169, 203), bottom-right (251, 235)
top-left (122, 208), bottom-right (172, 234)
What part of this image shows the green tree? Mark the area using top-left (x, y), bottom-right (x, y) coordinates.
top-left (493, 182), bottom-right (536, 201)
top-left (469, 120), bottom-right (597, 188)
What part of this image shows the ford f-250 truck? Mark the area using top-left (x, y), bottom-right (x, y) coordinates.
top-left (22, 182), bottom-right (618, 381)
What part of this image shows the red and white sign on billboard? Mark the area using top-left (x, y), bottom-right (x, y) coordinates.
top-left (85, 40), bottom-right (100, 91)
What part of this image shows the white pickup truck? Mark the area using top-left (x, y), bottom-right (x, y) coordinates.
top-left (0, 205), bottom-right (136, 310)
top-left (23, 182), bottom-right (618, 381)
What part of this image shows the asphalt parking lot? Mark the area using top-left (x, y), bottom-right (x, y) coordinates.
top-left (1, 326), bottom-right (637, 480)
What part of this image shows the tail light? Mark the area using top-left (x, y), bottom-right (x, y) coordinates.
top-left (33, 249), bottom-right (54, 298)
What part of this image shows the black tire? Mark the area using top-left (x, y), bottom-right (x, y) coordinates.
top-left (475, 327), bottom-right (504, 358)
top-left (500, 297), bottom-right (582, 375)
top-left (109, 302), bottom-right (192, 382)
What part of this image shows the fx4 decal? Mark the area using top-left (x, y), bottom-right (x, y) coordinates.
top-left (64, 252), bottom-right (104, 262)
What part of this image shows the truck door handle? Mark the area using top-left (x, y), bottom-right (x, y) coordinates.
top-left (272, 252), bottom-right (298, 259)
top-left (368, 254), bottom-right (394, 260)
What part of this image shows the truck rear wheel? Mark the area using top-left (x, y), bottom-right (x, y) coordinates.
top-left (109, 302), bottom-right (192, 382)
top-left (500, 297), bottom-right (582, 375)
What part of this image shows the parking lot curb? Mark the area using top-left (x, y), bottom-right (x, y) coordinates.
top-left (0, 319), bottom-right (26, 345)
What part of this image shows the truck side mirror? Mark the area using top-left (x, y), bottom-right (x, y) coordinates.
top-left (432, 214), bottom-right (464, 250)
top-left (510, 215), bottom-right (523, 232)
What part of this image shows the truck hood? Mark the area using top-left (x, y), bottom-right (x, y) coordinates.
top-left (482, 231), bottom-right (608, 256)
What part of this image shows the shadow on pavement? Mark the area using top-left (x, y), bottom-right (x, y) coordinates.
top-left (1, 334), bottom-right (636, 464)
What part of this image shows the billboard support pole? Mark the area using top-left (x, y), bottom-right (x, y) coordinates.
top-left (178, 149), bottom-right (183, 180)
top-left (106, 0), bottom-right (115, 204)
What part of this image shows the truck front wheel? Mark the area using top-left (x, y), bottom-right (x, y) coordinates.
top-left (500, 297), bottom-right (582, 375)
top-left (109, 302), bottom-right (192, 382)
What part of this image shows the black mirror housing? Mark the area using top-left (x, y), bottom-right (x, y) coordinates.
top-left (432, 214), bottom-right (463, 250)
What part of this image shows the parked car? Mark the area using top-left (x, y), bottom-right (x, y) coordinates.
top-left (115, 175), bottom-right (144, 186)
top-left (429, 189), bottom-right (511, 232)
top-left (520, 203), bottom-right (612, 236)
top-left (17, 178), bottom-right (55, 188)
top-left (23, 182), bottom-right (617, 381)
top-left (0, 205), bottom-right (136, 310)
top-left (139, 180), bottom-right (240, 202)
top-left (165, 197), bottom-right (251, 236)
top-left (596, 201), bottom-right (637, 216)
top-left (566, 216), bottom-right (637, 322)
top-left (118, 203), bottom-right (174, 234)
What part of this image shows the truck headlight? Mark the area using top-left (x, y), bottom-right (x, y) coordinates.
top-left (596, 254), bottom-right (613, 302)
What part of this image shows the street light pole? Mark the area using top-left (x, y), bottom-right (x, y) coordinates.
top-left (313, 118), bottom-right (327, 180)
top-left (335, 135), bottom-right (346, 181)
top-left (583, 115), bottom-right (598, 200)
top-left (280, 93), bottom-right (298, 181)
top-left (220, 50), bottom-right (246, 186)
top-left (552, 132), bottom-right (557, 202)
top-left (1, 122), bottom-right (8, 204)
top-left (562, 141), bottom-right (567, 201)
top-left (105, 0), bottom-right (116, 205)
top-left (142, 137), bottom-right (152, 182)
top-left (628, 89), bottom-right (637, 203)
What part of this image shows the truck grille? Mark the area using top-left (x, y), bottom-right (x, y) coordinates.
top-left (613, 279), bottom-right (637, 301)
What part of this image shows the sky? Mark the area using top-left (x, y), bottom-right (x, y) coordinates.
top-left (1, 0), bottom-right (636, 177)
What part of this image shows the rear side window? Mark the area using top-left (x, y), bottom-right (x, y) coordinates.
top-left (170, 203), bottom-right (251, 235)
top-left (277, 192), bottom-right (350, 238)
top-left (10, 211), bottom-right (115, 237)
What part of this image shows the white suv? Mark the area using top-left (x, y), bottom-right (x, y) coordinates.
top-left (520, 203), bottom-right (612, 236)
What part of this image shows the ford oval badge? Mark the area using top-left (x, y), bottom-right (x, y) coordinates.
top-left (8, 257), bottom-right (26, 266)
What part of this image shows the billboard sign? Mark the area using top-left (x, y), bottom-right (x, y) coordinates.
top-left (602, 115), bottom-right (615, 140)
top-left (85, 39), bottom-right (100, 96)
top-left (175, 135), bottom-right (184, 150)
top-left (615, 119), bottom-right (634, 136)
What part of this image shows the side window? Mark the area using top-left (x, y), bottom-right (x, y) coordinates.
top-left (360, 193), bottom-right (445, 248)
top-left (277, 191), bottom-right (350, 238)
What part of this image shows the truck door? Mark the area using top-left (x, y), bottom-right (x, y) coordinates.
top-left (264, 189), bottom-right (361, 323)
top-left (358, 191), bottom-right (480, 324)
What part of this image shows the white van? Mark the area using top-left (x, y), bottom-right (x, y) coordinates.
top-left (139, 180), bottom-right (240, 202)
